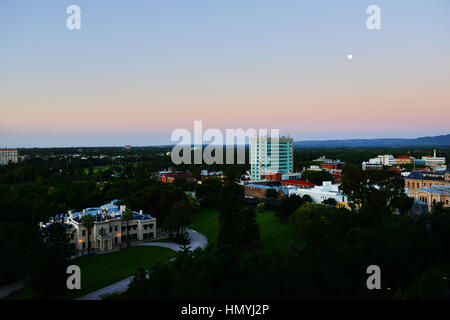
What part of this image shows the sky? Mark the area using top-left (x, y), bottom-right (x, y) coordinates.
top-left (1, 0), bottom-right (449, 147)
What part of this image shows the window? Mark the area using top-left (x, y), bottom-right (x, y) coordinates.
top-left (82, 230), bottom-right (86, 236)
top-left (114, 226), bottom-right (118, 231)
top-left (82, 242), bottom-right (86, 249)
top-left (109, 227), bottom-right (112, 233)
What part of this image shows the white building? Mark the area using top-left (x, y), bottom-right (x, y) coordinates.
top-left (377, 155), bottom-right (396, 166)
top-left (362, 155), bottom-right (397, 170)
top-left (40, 201), bottom-right (157, 253)
top-left (362, 158), bottom-right (383, 171)
top-left (0, 149), bottom-right (19, 165)
top-left (288, 181), bottom-right (348, 207)
top-left (422, 149), bottom-right (446, 167)
top-left (314, 156), bottom-right (333, 163)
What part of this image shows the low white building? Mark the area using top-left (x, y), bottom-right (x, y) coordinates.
top-left (362, 158), bottom-right (383, 171)
top-left (288, 181), bottom-right (349, 208)
top-left (422, 149), bottom-right (446, 167)
top-left (40, 201), bottom-right (157, 253)
top-left (362, 155), bottom-right (395, 170)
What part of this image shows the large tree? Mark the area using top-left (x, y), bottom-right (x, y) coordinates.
top-left (30, 222), bottom-right (74, 298)
top-left (340, 165), bottom-right (408, 220)
top-left (81, 214), bottom-right (95, 255)
top-left (122, 208), bottom-right (134, 248)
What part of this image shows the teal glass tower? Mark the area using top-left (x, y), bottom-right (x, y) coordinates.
top-left (250, 137), bottom-right (294, 181)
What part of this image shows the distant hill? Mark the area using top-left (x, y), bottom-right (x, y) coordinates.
top-left (293, 134), bottom-right (450, 148)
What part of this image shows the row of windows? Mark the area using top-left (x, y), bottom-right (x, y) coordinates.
top-left (417, 196), bottom-right (449, 205)
top-left (407, 181), bottom-right (447, 188)
top-left (81, 224), bottom-right (153, 236)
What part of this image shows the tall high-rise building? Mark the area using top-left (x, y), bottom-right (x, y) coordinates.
top-left (0, 149), bottom-right (19, 165)
top-left (250, 137), bottom-right (293, 181)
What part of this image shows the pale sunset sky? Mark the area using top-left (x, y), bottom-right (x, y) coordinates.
top-left (1, 0), bottom-right (449, 147)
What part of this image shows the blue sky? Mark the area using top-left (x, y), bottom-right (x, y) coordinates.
top-left (1, 1), bottom-right (449, 147)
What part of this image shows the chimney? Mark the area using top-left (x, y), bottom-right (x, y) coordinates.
top-left (120, 205), bottom-right (126, 212)
top-left (140, 210), bottom-right (143, 215)
top-left (68, 210), bottom-right (73, 220)
top-left (83, 209), bottom-right (86, 213)
top-left (434, 149), bottom-right (437, 158)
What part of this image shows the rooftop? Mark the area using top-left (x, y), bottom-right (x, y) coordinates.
top-left (54, 200), bottom-right (155, 223)
top-left (281, 179), bottom-right (316, 187)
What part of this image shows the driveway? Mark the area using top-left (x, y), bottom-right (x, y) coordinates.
top-left (141, 229), bottom-right (207, 252)
top-left (76, 228), bottom-right (207, 300)
top-left (0, 278), bottom-right (27, 299)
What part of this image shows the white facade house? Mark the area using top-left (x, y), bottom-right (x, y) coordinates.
top-left (40, 201), bottom-right (157, 253)
top-left (288, 181), bottom-right (348, 206)
top-left (422, 149), bottom-right (446, 167)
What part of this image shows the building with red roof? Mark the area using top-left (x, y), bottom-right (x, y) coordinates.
top-left (161, 172), bottom-right (195, 184)
top-left (281, 179), bottom-right (316, 189)
top-left (396, 155), bottom-right (413, 165)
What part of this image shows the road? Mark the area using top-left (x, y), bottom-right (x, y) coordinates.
top-left (76, 228), bottom-right (207, 300)
top-left (0, 278), bottom-right (27, 299)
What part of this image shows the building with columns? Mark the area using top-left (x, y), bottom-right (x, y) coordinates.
top-left (408, 184), bottom-right (450, 211)
top-left (405, 170), bottom-right (450, 191)
top-left (40, 201), bottom-right (157, 253)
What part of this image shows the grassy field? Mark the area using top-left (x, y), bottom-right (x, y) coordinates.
top-left (5, 208), bottom-right (299, 300)
top-left (64, 246), bottom-right (175, 298)
top-left (188, 208), bottom-right (301, 254)
top-left (188, 208), bottom-right (221, 247)
top-left (5, 246), bottom-right (175, 300)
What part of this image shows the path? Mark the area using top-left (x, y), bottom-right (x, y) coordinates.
top-left (76, 228), bottom-right (207, 300)
top-left (0, 278), bottom-right (27, 299)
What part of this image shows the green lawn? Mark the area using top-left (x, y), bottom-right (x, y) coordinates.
top-left (64, 246), bottom-right (175, 298)
top-left (5, 246), bottom-right (175, 300)
top-left (6, 208), bottom-right (299, 300)
top-left (256, 210), bottom-right (302, 254)
top-left (188, 208), bottom-right (221, 247)
top-left (188, 208), bottom-right (302, 254)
